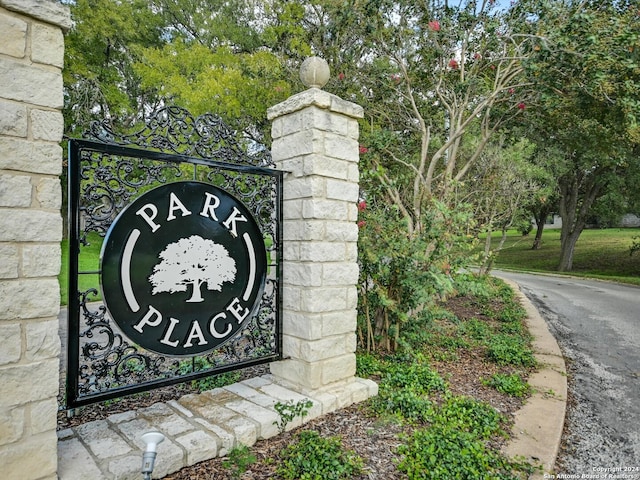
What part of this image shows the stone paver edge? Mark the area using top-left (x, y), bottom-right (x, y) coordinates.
top-left (500, 277), bottom-right (568, 480)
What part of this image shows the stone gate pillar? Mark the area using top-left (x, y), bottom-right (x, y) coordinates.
top-left (0, 1), bottom-right (70, 479)
top-left (267, 58), bottom-right (376, 404)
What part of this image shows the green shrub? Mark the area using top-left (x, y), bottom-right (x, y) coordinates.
top-left (429, 395), bottom-right (505, 439)
top-left (273, 399), bottom-right (313, 434)
top-left (483, 373), bottom-right (531, 398)
top-left (459, 318), bottom-right (492, 341)
top-left (356, 351), bottom-right (384, 378)
top-left (371, 389), bottom-right (434, 422)
top-left (222, 445), bottom-right (256, 479)
top-left (397, 425), bottom-right (532, 480)
top-left (382, 362), bottom-right (447, 395)
top-left (277, 430), bottom-right (363, 480)
top-left (485, 334), bottom-right (536, 367)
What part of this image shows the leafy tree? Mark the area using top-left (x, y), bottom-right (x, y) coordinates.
top-left (462, 137), bottom-right (540, 274)
top-left (63, 0), bottom-right (165, 134)
top-left (519, 0), bottom-right (640, 271)
top-left (293, 1), bottom-right (540, 351)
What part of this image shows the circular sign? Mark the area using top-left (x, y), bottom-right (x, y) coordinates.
top-left (100, 181), bottom-right (267, 356)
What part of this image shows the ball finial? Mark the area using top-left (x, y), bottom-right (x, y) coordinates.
top-left (299, 57), bottom-right (330, 89)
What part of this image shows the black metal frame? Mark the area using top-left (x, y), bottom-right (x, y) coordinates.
top-left (64, 107), bottom-right (283, 408)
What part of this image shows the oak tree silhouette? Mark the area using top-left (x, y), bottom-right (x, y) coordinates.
top-left (149, 235), bottom-right (237, 302)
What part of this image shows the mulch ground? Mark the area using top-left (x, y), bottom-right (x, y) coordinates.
top-left (57, 295), bottom-right (533, 479)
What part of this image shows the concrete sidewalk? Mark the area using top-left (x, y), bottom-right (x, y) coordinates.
top-left (501, 278), bottom-right (568, 479)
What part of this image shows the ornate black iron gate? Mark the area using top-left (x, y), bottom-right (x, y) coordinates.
top-left (65, 107), bottom-right (283, 408)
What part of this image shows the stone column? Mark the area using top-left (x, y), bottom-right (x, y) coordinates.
top-left (267, 58), bottom-right (376, 403)
top-left (0, 1), bottom-right (70, 479)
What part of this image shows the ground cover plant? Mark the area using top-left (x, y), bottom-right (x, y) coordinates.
top-left (58, 274), bottom-right (537, 479)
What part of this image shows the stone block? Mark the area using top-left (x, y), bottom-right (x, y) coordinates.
top-left (25, 318), bottom-right (60, 361)
top-left (138, 402), bottom-right (195, 437)
top-left (322, 262), bottom-right (359, 286)
top-left (325, 221), bottom-right (359, 242)
top-left (270, 358), bottom-right (323, 390)
top-left (291, 334), bottom-right (354, 363)
top-left (0, 404), bottom-right (24, 445)
top-left (106, 454), bottom-right (142, 480)
top-left (0, 173), bottom-right (31, 207)
top-left (0, 209), bottom-right (62, 242)
top-left (57, 437), bottom-right (103, 480)
top-left (31, 109), bottom-right (64, 142)
top-left (347, 163), bottom-right (360, 182)
top-left (0, 243), bottom-right (18, 279)
top-left (299, 241), bottom-right (346, 262)
top-left (30, 397), bottom-right (58, 434)
top-left (1, 0), bottom-right (72, 30)
top-left (326, 178), bottom-right (359, 202)
top-left (0, 278), bottom-right (60, 320)
top-left (223, 382), bottom-right (276, 408)
top-left (31, 23), bottom-right (65, 67)
top-left (274, 157), bottom-right (304, 177)
top-left (0, 60), bottom-right (63, 108)
top-left (302, 106), bottom-right (349, 134)
top-left (346, 285), bottom-right (358, 309)
top-left (281, 285), bottom-right (302, 310)
top-left (0, 137), bottom-right (62, 174)
top-left (324, 132), bottom-right (359, 162)
top-left (0, 358), bottom-right (58, 407)
top-left (300, 286), bottom-right (347, 312)
top-left (303, 154), bottom-right (350, 179)
top-left (175, 430), bottom-right (218, 465)
top-left (281, 311), bottom-right (323, 340)
top-left (0, 11), bottom-right (27, 58)
top-left (322, 353), bottom-right (356, 385)
top-left (108, 442), bottom-right (185, 480)
top-left (282, 198), bottom-right (303, 220)
top-left (271, 129), bottom-right (322, 160)
top-left (321, 310), bottom-right (357, 336)
top-left (75, 419), bottom-right (134, 459)
top-left (226, 415), bottom-right (258, 447)
top-left (178, 393), bottom-right (238, 424)
top-left (282, 219), bottom-right (325, 241)
top-left (354, 377), bottom-right (379, 398)
top-left (0, 323), bottom-right (21, 364)
top-left (284, 175), bottom-right (325, 200)
top-left (193, 418), bottom-right (234, 456)
top-left (0, 431), bottom-right (58, 480)
top-left (302, 198), bottom-right (348, 221)
top-left (284, 262), bottom-right (323, 287)
top-left (22, 243), bottom-right (61, 277)
top-left (108, 410), bottom-right (137, 424)
top-left (282, 240), bottom-right (301, 262)
top-left (0, 100), bottom-right (27, 136)
top-left (224, 399), bottom-right (280, 439)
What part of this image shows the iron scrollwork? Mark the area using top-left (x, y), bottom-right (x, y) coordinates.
top-left (66, 107), bottom-right (283, 408)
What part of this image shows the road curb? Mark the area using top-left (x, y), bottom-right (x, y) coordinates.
top-left (500, 278), bottom-right (567, 479)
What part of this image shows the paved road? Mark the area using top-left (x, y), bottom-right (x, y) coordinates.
top-left (495, 271), bottom-right (640, 478)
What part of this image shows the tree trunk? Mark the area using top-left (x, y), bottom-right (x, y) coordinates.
top-left (557, 169), bottom-right (602, 272)
top-left (186, 279), bottom-right (205, 302)
top-left (478, 227), bottom-right (493, 275)
top-left (558, 228), bottom-right (581, 271)
top-left (531, 204), bottom-right (553, 250)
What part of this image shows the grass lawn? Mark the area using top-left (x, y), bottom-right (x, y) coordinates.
top-left (59, 232), bottom-right (103, 306)
top-left (484, 227), bottom-right (640, 286)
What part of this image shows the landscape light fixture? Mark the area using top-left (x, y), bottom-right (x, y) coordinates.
top-left (141, 431), bottom-right (165, 480)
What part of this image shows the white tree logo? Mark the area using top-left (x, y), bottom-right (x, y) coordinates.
top-left (149, 235), bottom-right (237, 303)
